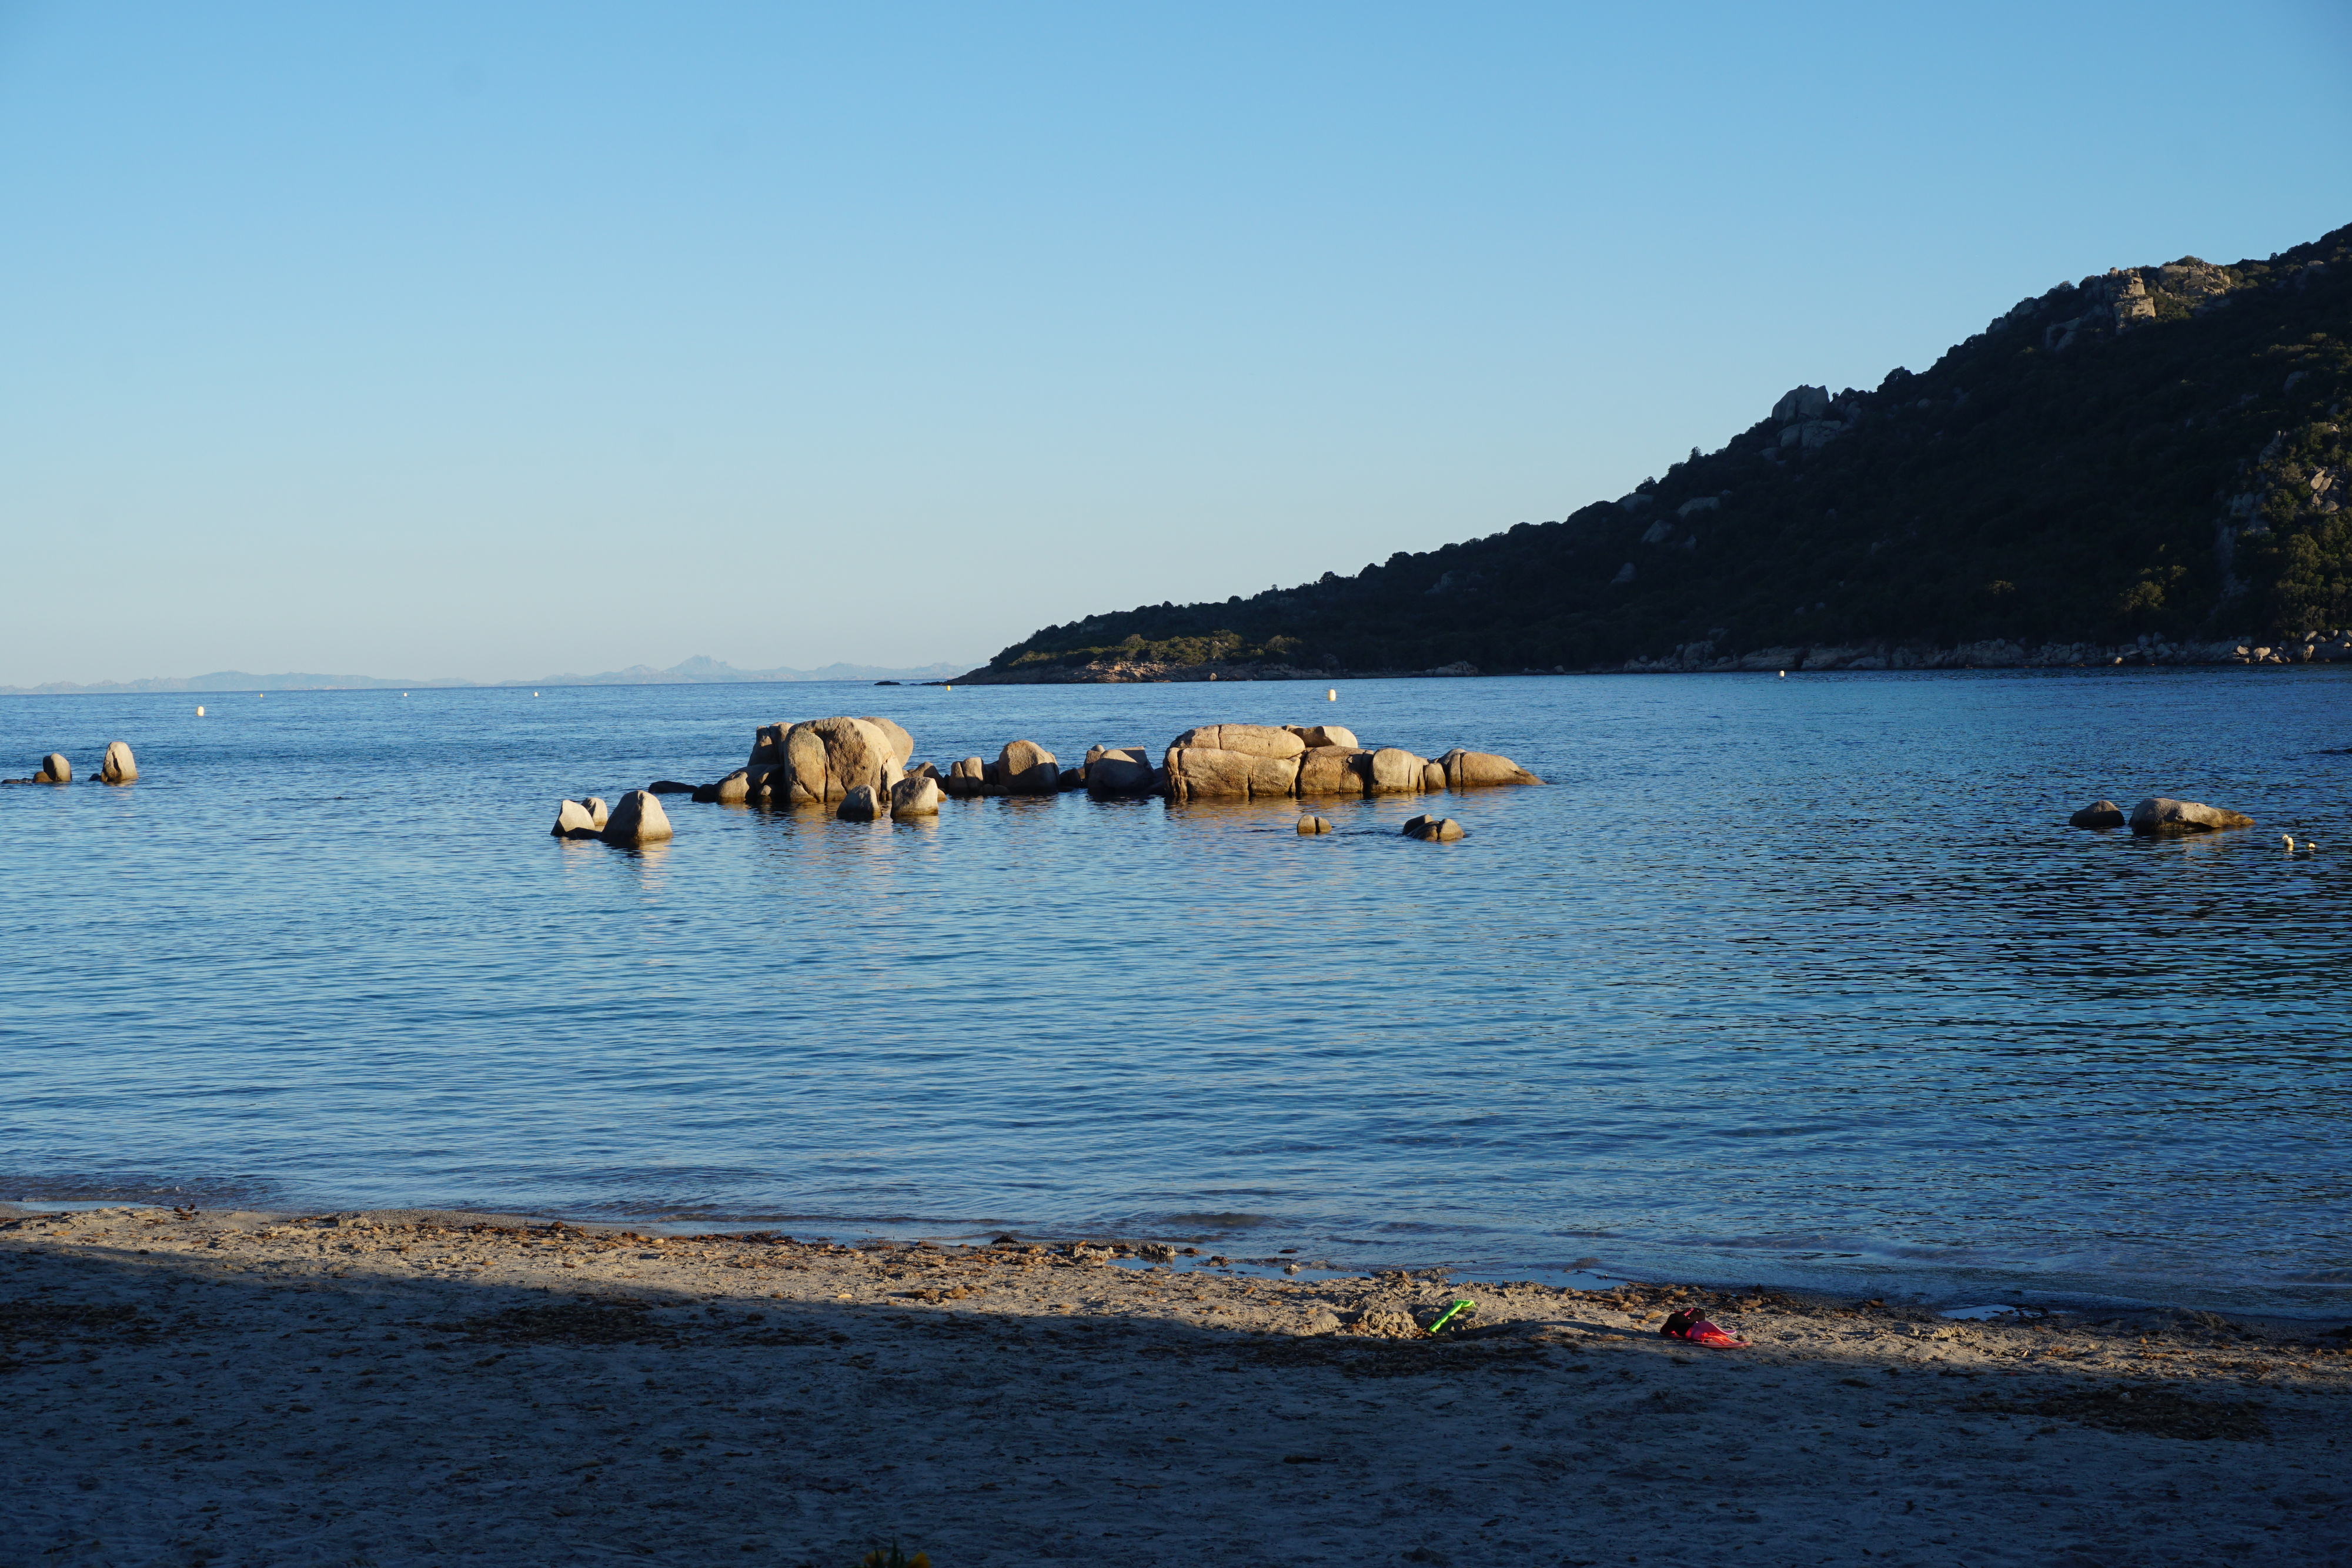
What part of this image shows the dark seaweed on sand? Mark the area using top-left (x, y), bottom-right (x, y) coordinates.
top-left (1962, 1386), bottom-right (2270, 1442)
top-left (440, 1300), bottom-right (838, 1348)
top-left (0, 1299), bottom-right (155, 1340)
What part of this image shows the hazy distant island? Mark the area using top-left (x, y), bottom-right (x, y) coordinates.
top-left (0, 654), bottom-right (976, 698)
top-left (961, 223), bottom-right (2352, 682)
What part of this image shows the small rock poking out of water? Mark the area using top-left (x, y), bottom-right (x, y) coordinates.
top-left (601, 790), bottom-right (673, 845)
top-left (890, 775), bottom-right (944, 817)
top-left (2069, 799), bottom-right (2126, 828)
top-left (550, 798), bottom-right (613, 839)
top-left (2129, 796), bottom-right (2254, 836)
top-left (1297, 815), bottom-right (1332, 835)
top-left (36, 753), bottom-right (71, 784)
top-left (99, 741), bottom-right (136, 784)
top-left (836, 785), bottom-right (883, 822)
top-left (997, 738), bottom-right (1061, 797)
top-left (1402, 815), bottom-right (1465, 842)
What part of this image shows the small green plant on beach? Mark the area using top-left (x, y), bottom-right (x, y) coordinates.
top-left (859, 1546), bottom-right (930, 1568)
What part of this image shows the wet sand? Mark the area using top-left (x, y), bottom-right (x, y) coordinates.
top-left (4, 1204), bottom-right (2346, 1566)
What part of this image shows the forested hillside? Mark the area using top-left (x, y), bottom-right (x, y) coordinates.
top-left (966, 222), bottom-right (2352, 678)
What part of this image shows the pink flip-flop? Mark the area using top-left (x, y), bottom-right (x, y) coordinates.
top-left (1661, 1308), bottom-right (1748, 1348)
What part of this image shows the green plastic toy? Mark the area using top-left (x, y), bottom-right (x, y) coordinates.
top-left (1425, 1299), bottom-right (1476, 1335)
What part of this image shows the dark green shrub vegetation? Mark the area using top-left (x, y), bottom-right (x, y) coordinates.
top-left (975, 226), bottom-right (2352, 676)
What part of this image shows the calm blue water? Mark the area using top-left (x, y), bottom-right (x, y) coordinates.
top-left (3, 672), bottom-right (2347, 1313)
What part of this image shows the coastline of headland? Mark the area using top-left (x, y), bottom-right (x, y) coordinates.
top-left (950, 631), bottom-right (2352, 683)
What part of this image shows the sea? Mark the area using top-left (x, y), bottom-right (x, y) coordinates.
top-left (2, 671), bottom-right (2346, 1316)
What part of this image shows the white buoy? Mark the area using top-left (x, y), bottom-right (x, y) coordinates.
top-left (195, 705), bottom-right (204, 716)
top-left (1327, 688), bottom-right (1337, 701)
top-left (1778, 670), bottom-right (1786, 678)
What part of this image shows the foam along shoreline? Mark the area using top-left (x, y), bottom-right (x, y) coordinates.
top-left (6, 1205), bottom-right (2344, 1564)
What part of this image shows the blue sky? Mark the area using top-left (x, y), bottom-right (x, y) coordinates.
top-left (4, 1), bottom-right (2348, 683)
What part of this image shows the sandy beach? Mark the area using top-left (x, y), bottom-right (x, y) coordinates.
top-left (3, 1204), bottom-right (2345, 1566)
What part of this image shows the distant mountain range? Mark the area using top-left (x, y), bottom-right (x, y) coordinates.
top-left (963, 221), bottom-right (2352, 680)
top-left (0, 654), bottom-right (975, 696)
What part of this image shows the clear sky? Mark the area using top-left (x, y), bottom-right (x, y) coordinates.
top-left (4, 1), bottom-right (2348, 684)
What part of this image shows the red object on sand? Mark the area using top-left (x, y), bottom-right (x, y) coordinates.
top-left (1660, 1309), bottom-right (1746, 1348)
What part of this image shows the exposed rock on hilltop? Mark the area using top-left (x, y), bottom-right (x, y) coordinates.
top-left (964, 224), bottom-right (2352, 680)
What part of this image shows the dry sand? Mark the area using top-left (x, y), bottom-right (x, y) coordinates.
top-left (3, 1204), bottom-right (2346, 1566)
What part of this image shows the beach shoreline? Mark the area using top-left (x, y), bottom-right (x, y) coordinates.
top-left (4, 1204), bottom-right (2344, 1565)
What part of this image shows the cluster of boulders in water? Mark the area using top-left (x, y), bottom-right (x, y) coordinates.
top-left (553, 717), bottom-right (1542, 844)
top-left (4, 741), bottom-right (136, 787)
top-left (2069, 795), bottom-right (2256, 835)
top-left (548, 790), bottom-right (677, 846)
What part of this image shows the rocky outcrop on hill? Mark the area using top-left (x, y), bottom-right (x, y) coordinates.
top-left (960, 223), bottom-right (2352, 681)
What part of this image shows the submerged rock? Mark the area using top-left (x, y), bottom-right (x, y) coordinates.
top-left (602, 790), bottom-right (674, 844)
top-left (98, 741), bottom-right (136, 784)
top-left (1402, 815), bottom-right (1465, 841)
top-left (2129, 796), bottom-right (2253, 835)
top-left (2069, 799), bottom-right (2126, 829)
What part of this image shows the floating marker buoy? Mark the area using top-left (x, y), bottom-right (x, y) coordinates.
top-left (1778, 671), bottom-right (1786, 678)
top-left (195, 705), bottom-right (204, 716)
top-left (1327, 688), bottom-right (1337, 701)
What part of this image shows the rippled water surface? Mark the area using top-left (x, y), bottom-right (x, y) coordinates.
top-left (4, 671), bottom-right (2348, 1312)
